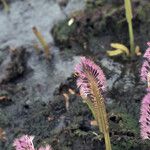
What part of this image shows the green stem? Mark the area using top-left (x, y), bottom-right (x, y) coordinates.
top-left (1, 0), bottom-right (9, 12)
top-left (104, 130), bottom-right (112, 150)
top-left (124, 0), bottom-right (135, 56)
top-left (32, 26), bottom-right (51, 60)
top-left (97, 98), bottom-right (111, 150)
top-left (85, 72), bottom-right (112, 150)
top-left (86, 99), bottom-right (103, 132)
top-left (97, 113), bottom-right (111, 150)
top-left (128, 20), bottom-right (134, 56)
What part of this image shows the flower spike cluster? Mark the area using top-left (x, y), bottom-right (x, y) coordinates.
top-left (13, 135), bottom-right (52, 150)
top-left (143, 42), bottom-right (150, 61)
top-left (141, 42), bottom-right (150, 83)
top-left (140, 42), bottom-right (150, 140)
top-left (75, 57), bottom-right (112, 150)
top-left (13, 135), bottom-right (35, 150)
top-left (38, 145), bottom-right (52, 150)
top-left (139, 94), bottom-right (150, 140)
top-left (75, 57), bottom-right (106, 99)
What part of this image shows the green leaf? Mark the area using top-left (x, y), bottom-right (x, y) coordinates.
top-left (107, 49), bottom-right (124, 56)
top-left (110, 43), bottom-right (130, 56)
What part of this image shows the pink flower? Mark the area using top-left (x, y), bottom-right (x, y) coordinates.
top-left (75, 57), bottom-right (106, 99)
top-left (143, 42), bottom-right (150, 60)
top-left (141, 60), bottom-right (150, 82)
top-left (13, 135), bottom-right (35, 150)
top-left (139, 92), bottom-right (150, 140)
top-left (38, 145), bottom-right (52, 150)
top-left (141, 42), bottom-right (150, 83)
top-left (13, 135), bottom-right (53, 150)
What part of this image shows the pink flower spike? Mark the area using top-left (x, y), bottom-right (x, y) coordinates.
top-left (140, 60), bottom-right (150, 82)
top-left (143, 42), bottom-right (150, 61)
top-left (75, 57), bottom-right (106, 99)
top-left (139, 93), bottom-right (150, 140)
top-left (38, 145), bottom-right (52, 150)
top-left (13, 135), bottom-right (35, 150)
top-left (147, 42), bottom-right (150, 47)
top-left (141, 42), bottom-right (150, 85)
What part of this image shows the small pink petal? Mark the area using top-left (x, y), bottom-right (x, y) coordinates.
top-left (13, 135), bottom-right (35, 150)
top-left (140, 93), bottom-right (150, 140)
top-left (75, 57), bottom-right (106, 100)
top-left (38, 145), bottom-right (52, 150)
top-left (143, 42), bottom-right (150, 61)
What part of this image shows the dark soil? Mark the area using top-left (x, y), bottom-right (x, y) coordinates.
top-left (0, 0), bottom-right (150, 150)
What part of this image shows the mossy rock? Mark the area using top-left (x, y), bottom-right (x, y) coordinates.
top-left (108, 107), bottom-right (150, 149)
top-left (52, 0), bottom-right (150, 55)
top-left (52, 20), bottom-right (77, 48)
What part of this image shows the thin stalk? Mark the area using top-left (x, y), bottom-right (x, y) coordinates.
top-left (104, 130), bottom-right (112, 150)
top-left (32, 26), bottom-right (51, 60)
top-left (102, 108), bottom-right (111, 150)
top-left (128, 20), bottom-right (134, 56)
top-left (88, 73), bottom-right (111, 150)
top-left (124, 0), bottom-right (135, 56)
top-left (97, 109), bottom-right (111, 150)
top-left (1, 0), bottom-right (9, 12)
top-left (97, 95), bottom-right (111, 150)
top-left (86, 99), bottom-right (103, 131)
top-left (79, 68), bottom-right (112, 150)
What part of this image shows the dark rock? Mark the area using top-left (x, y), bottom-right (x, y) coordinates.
top-left (0, 47), bottom-right (27, 84)
top-left (57, 0), bottom-right (69, 8)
